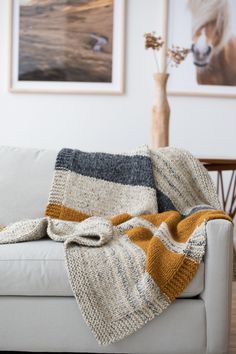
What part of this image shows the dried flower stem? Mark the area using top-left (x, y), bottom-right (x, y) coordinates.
top-left (144, 32), bottom-right (164, 73)
top-left (153, 50), bottom-right (160, 73)
top-left (144, 32), bottom-right (190, 73)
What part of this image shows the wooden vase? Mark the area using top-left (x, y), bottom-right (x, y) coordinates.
top-left (151, 73), bottom-right (170, 149)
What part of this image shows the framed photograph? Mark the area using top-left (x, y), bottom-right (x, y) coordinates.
top-left (163, 0), bottom-right (236, 98)
top-left (9, 0), bottom-right (125, 94)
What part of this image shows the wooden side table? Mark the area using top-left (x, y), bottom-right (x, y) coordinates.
top-left (199, 159), bottom-right (236, 219)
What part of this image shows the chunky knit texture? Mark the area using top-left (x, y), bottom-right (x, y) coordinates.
top-left (0, 146), bottom-right (231, 345)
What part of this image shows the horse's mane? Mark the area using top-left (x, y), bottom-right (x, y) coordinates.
top-left (187, 0), bottom-right (231, 53)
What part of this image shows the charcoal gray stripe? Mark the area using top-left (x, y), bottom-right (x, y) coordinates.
top-left (156, 189), bottom-right (177, 212)
top-left (55, 148), bottom-right (74, 171)
top-left (184, 205), bottom-right (215, 216)
top-left (56, 149), bottom-right (156, 188)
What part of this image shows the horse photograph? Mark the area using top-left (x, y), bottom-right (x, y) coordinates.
top-left (166, 0), bottom-right (236, 96)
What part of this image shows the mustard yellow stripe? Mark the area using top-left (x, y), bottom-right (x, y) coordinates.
top-left (141, 211), bottom-right (181, 234)
top-left (141, 210), bottom-right (231, 243)
top-left (46, 205), bottom-right (133, 226)
top-left (176, 210), bottom-right (231, 243)
top-left (129, 230), bottom-right (199, 300)
top-left (45, 203), bottom-right (90, 222)
top-left (111, 213), bottom-right (132, 226)
top-left (126, 227), bottom-right (153, 254)
top-left (162, 257), bottom-right (199, 301)
top-left (128, 209), bottom-right (231, 300)
top-left (145, 236), bottom-right (184, 290)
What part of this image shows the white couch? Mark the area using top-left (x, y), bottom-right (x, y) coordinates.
top-left (0, 146), bottom-right (233, 354)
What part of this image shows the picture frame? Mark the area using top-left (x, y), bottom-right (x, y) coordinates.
top-left (9, 0), bottom-right (125, 94)
top-left (162, 0), bottom-right (236, 98)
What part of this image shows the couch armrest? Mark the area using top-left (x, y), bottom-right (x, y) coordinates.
top-left (200, 219), bottom-right (233, 354)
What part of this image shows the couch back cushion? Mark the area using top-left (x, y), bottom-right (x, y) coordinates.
top-left (0, 146), bottom-right (57, 225)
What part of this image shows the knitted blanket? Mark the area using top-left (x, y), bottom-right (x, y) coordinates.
top-left (0, 146), bottom-right (231, 345)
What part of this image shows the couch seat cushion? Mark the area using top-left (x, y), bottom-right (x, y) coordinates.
top-left (0, 239), bottom-right (204, 297)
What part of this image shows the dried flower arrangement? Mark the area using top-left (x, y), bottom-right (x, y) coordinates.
top-left (144, 32), bottom-right (190, 72)
top-left (144, 32), bottom-right (190, 149)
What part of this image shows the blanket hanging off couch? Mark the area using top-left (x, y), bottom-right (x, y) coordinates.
top-left (0, 146), bottom-right (231, 345)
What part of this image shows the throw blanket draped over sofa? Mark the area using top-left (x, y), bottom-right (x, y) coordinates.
top-left (0, 146), bottom-right (231, 345)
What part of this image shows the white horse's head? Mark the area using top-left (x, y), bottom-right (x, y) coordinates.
top-left (188, 0), bottom-right (230, 68)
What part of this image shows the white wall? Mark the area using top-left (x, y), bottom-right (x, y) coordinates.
top-left (0, 0), bottom-right (235, 157)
